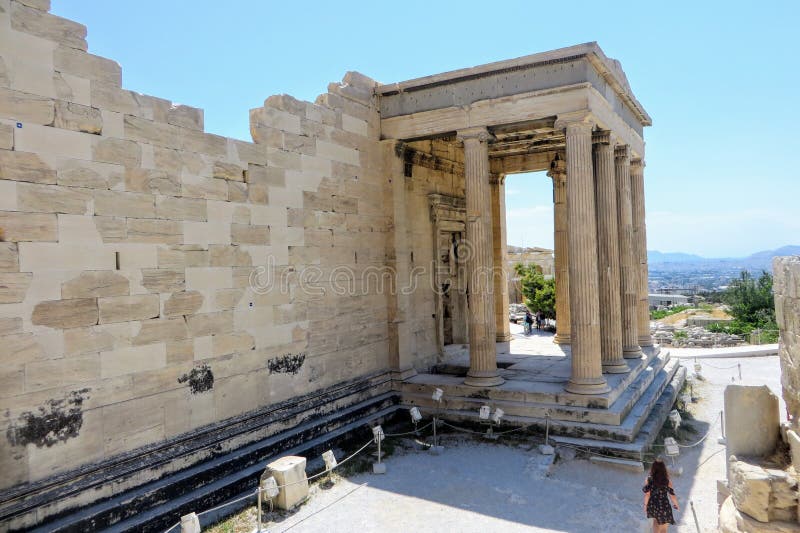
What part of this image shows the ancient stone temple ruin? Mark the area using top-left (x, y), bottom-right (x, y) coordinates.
top-left (0, 2), bottom-right (683, 530)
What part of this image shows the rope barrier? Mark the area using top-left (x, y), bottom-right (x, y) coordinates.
top-left (698, 361), bottom-right (739, 370)
top-left (196, 489), bottom-right (259, 517)
top-left (651, 415), bottom-right (720, 449)
top-left (384, 421), bottom-right (434, 437)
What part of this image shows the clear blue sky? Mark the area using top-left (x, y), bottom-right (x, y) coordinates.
top-left (52, 1), bottom-right (799, 258)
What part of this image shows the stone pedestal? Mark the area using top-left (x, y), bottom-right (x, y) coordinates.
top-left (614, 145), bottom-right (641, 358)
top-left (593, 132), bottom-right (627, 374)
top-left (631, 158), bottom-right (653, 346)
top-left (459, 127), bottom-right (503, 387)
top-left (491, 174), bottom-right (512, 343)
top-left (561, 120), bottom-right (609, 394)
top-left (548, 156), bottom-right (570, 345)
top-left (262, 456), bottom-right (309, 510)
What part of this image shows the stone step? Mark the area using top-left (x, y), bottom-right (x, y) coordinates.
top-left (11, 388), bottom-right (398, 533)
top-left (551, 364), bottom-right (687, 459)
top-left (401, 351), bottom-right (672, 427)
top-left (415, 358), bottom-right (683, 444)
top-left (409, 346), bottom-right (661, 409)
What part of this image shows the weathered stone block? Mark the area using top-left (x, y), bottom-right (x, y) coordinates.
top-left (124, 114), bottom-right (179, 147)
top-left (213, 161), bottom-right (245, 182)
top-left (0, 211), bottom-right (57, 242)
top-left (0, 150), bottom-right (57, 184)
top-left (32, 298), bottom-right (98, 329)
top-left (11, 3), bottom-right (87, 51)
top-left (262, 456), bottom-right (308, 510)
top-left (156, 196), bottom-right (206, 221)
top-left (730, 460), bottom-right (773, 522)
top-left (57, 161), bottom-right (120, 189)
top-left (0, 317), bottom-right (22, 336)
top-left (126, 218), bottom-right (182, 244)
top-left (63, 325), bottom-right (118, 356)
top-left (0, 87), bottom-right (54, 125)
top-left (182, 176), bottom-right (228, 201)
top-left (0, 272), bottom-right (32, 303)
top-left (166, 104), bottom-right (203, 130)
top-left (124, 168), bottom-right (179, 196)
top-left (133, 318), bottom-right (188, 346)
top-left (212, 332), bottom-right (254, 356)
top-left (0, 243), bottom-right (19, 272)
top-left (54, 46), bottom-right (122, 86)
top-left (100, 343), bottom-right (166, 379)
top-left (17, 182), bottom-right (92, 214)
top-left (186, 310), bottom-right (233, 337)
top-left (209, 245), bottom-right (252, 267)
top-left (185, 267), bottom-right (233, 290)
top-left (227, 181), bottom-right (248, 203)
top-left (62, 271), bottom-right (129, 299)
top-left (98, 294), bottom-right (160, 324)
top-left (725, 385), bottom-right (780, 461)
top-left (213, 288), bottom-right (244, 310)
top-left (94, 190), bottom-right (155, 218)
top-left (141, 268), bottom-right (185, 293)
top-left (94, 216), bottom-right (127, 242)
top-left (163, 290), bottom-right (203, 317)
top-left (53, 101), bottom-right (102, 134)
top-left (93, 137), bottom-right (141, 167)
top-left (231, 224), bottom-right (269, 245)
top-left (0, 124), bottom-right (13, 150)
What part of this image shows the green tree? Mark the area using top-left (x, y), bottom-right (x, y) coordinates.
top-left (709, 270), bottom-right (778, 342)
top-left (514, 263), bottom-right (556, 319)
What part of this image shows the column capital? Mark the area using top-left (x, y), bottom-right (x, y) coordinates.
top-left (554, 112), bottom-right (595, 132)
top-left (591, 129), bottom-right (612, 145)
top-left (490, 173), bottom-right (506, 185)
top-left (614, 144), bottom-right (630, 160)
top-left (457, 126), bottom-right (492, 143)
top-left (630, 157), bottom-right (645, 169)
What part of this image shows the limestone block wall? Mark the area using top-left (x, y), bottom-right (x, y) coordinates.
top-left (0, 0), bottom-right (390, 490)
top-left (774, 256), bottom-right (800, 427)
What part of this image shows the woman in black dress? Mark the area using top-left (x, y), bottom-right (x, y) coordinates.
top-left (642, 458), bottom-right (679, 532)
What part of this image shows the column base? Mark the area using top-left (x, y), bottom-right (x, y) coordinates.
top-left (554, 333), bottom-right (571, 345)
top-left (390, 367), bottom-right (418, 381)
top-left (622, 346), bottom-right (642, 359)
top-left (564, 377), bottom-right (610, 395)
top-left (638, 336), bottom-right (654, 347)
top-left (464, 371), bottom-right (505, 387)
top-left (602, 360), bottom-right (630, 374)
top-left (496, 333), bottom-right (513, 342)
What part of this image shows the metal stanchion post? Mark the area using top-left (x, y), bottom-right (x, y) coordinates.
top-left (690, 500), bottom-right (701, 533)
top-left (718, 410), bottom-right (726, 445)
top-left (738, 363), bottom-right (742, 381)
top-left (256, 487), bottom-right (262, 533)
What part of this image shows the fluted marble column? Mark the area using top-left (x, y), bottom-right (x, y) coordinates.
top-left (593, 132), bottom-right (628, 374)
top-left (459, 127), bottom-right (504, 387)
top-left (615, 146), bottom-right (642, 358)
top-left (631, 157), bottom-right (653, 346)
top-left (562, 120), bottom-right (609, 394)
top-left (491, 174), bottom-right (512, 343)
top-left (547, 155), bottom-right (570, 345)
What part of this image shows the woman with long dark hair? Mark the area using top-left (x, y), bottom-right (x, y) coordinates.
top-left (643, 458), bottom-right (679, 532)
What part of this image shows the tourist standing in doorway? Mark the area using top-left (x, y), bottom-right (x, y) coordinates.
top-left (643, 458), bottom-right (679, 532)
top-left (524, 311), bottom-right (533, 335)
top-left (535, 311), bottom-right (543, 330)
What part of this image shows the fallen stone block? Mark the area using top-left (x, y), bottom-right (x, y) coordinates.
top-left (261, 456), bottom-right (308, 510)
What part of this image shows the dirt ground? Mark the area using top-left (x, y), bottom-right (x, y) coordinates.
top-left (659, 306), bottom-right (732, 327)
top-left (204, 352), bottom-right (784, 533)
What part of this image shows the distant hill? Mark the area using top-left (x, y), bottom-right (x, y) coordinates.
top-left (647, 251), bottom-right (706, 263)
top-left (648, 245), bottom-right (800, 272)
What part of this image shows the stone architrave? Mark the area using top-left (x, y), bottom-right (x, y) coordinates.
top-left (458, 127), bottom-right (503, 387)
top-left (615, 145), bottom-right (641, 358)
top-left (560, 118), bottom-right (609, 394)
top-left (593, 131), bottom-right (627, 374)
top-left (491, 173), bottom-right (512, 344)
top-left (548, 155), bottom-right (570, 345)
top-left (630, 158), bottom-right (653, 346)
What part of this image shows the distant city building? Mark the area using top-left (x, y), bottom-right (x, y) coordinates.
top-left (507, 246), bottom-right (554, 303)
top-left (648, 293), bottom-right (690, 309)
